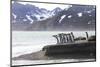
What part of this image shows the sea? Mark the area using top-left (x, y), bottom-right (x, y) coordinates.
top-left (12, 31), bottom-right (95, 66)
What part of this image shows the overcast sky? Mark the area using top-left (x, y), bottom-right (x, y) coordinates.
top-left (12, 1), bottom-right (72, 10)
top-left (12, 0), bottom-right (96, 10)
top-left (12, 0), bottom-right (96, 5)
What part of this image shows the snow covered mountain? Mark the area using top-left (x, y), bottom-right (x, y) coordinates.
top-left (51, 5), bottom-right (96, 30)
top-left (12, 2), bottom-right (96, 31)
top-left (12, 2), bottom-right (63, 24)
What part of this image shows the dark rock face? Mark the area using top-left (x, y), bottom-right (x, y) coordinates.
top-left (12, 2), bottom-right (96, 31)
top-left (42, 32), bottom-right (96, 56)
top-left (42, 41), bottom-right (96, 56)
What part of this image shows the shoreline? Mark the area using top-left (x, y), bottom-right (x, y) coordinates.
top-left (12, 50), bottom-right (95, 60)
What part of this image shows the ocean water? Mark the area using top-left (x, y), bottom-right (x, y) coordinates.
top-left (12, 31), bottom-right (95, 57)
top-left (12, 31), bottom-right (95, 65)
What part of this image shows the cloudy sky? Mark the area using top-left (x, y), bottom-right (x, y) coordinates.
top-left (12, 0), bottom-right (96, 11)
top-left (12, 1), bottom-right (72, 10)
top-left (17, 1), bottom-right (71, 10)
top-left (12, 0), bottom-right (96, 5)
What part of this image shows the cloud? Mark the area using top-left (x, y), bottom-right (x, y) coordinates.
top-left (13, 1), bottom-right (71, 10)
top-left (13, 0), bottom-right (96, 5)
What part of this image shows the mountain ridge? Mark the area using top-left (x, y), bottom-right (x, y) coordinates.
top-left (12, 2), bottom-right (96, 31)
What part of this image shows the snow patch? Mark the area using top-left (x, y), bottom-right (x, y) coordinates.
top-left (23, 19), bottom-right (27, 22)
top-left (26, 15), bottom-right (34, 24)
top-left (12, 13), bottom-right (17, 19)
top-left (87, 11), bottom-right (91, 13)
top-left (59, 15), bottom-right (66, 23)
top-left (68, 15), bottom-right (72, 18)
top-left (77, 13), bottom-right (83, 17)
top-left (34, 13), bottom-right (52, 21)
